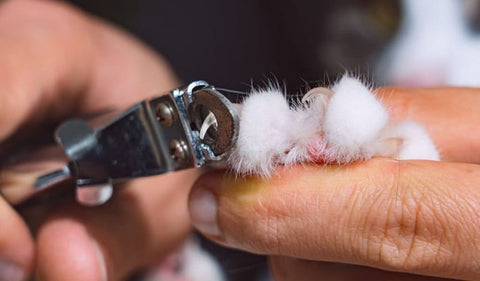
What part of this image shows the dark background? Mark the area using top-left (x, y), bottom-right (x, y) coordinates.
top-left (67, 0), bottom-right (345, 93)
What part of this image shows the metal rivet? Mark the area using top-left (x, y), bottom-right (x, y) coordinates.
top-left (170, 139), bottom-right (188, 164)
top-left (156, 102), bottom-right (174, 127)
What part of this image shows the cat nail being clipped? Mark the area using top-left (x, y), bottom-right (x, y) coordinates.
top-left (5, 76), bottom-right (440, 207)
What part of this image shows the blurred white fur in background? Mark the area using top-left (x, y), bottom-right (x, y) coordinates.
top-left (377, 0), bottom-right (480, 87)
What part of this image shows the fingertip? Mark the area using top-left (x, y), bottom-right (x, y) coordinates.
top-left (188, 168), bottom-right (298, 248)
top-left (188, 171), bottom-right (224, 239)
top-left (36, 217), bottom-right (107, 281)
top-left (0, 197), bottom-right (34, 281)
top-left (191, 170), bottom-right (271, 202)
top-left (189, 187), bottom-right (221, 238)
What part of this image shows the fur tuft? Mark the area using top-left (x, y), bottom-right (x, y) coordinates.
top-left (323, 76), bottom-right (389, 161)
top-left (389, 121), bottom-right (440, 160)
top-left (228, 87), bottom-right (295, 177)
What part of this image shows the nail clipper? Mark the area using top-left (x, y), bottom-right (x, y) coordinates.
top-left (1, 81), bottom-right (243, 206)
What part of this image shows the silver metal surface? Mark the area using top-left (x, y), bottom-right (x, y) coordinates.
top-left (2, 81), bottom-right (240, 206)
top-left (189, 88), bottom-right (239, 157)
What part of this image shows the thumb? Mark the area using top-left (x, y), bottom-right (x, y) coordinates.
top-left (0, 196), bottom-right (33, 281)
top-left (189, 159), bottom-right (480, 280)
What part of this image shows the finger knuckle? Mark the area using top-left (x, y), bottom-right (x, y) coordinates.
top-left (368, 177), bottom-right (454, 272)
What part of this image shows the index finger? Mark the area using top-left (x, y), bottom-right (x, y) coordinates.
top-left (0, 0), bottom-right (177, 142)
top-left (377, 87), bottom-right (480, 163)
top-left (189, 159), bottom-right (480, 280)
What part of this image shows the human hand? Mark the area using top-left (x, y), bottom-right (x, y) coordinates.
top-left (188, 87), bottom-right (480, 280)
top-left (0, 1), bottom-right (197, 280)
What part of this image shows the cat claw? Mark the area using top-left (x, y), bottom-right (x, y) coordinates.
top-left (301, 87), bottom-right (333, 104)
top-left (199, 111), bottom-right (218, 140)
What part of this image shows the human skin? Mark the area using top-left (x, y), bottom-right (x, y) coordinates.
top-left (2, 0), bottom-right (479, 280)
top-left (0, 0), bottom-right (198, 280)
top-left (189, 87), bottom-right (480, 281)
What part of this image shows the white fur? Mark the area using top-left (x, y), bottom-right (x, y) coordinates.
top-left (377, 0), bottom-right (480, 87)
top-left (323, 77), bottom-right (389, 161)
top-left (180, 239), bottom-right (225, 281)
top-left (229, 88), bottom-right (296, 176)
top-left (228, 76), bottom-right (439, 176)
top-left (143, 238), bottom-right (225, 281)
top-left (389, 121), bottom-right (440, 160)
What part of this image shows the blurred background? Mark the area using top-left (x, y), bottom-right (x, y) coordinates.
top-left (64, 0), bottom-right (480, 280)
top-left (65, 0), bottom-right (405, 93)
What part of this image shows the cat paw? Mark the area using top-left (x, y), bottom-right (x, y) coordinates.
top-left (228, 75), bottom-right (439, 176)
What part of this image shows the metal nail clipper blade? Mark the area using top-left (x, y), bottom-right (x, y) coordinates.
top-left (1, 81), bottom-right (241, 207)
